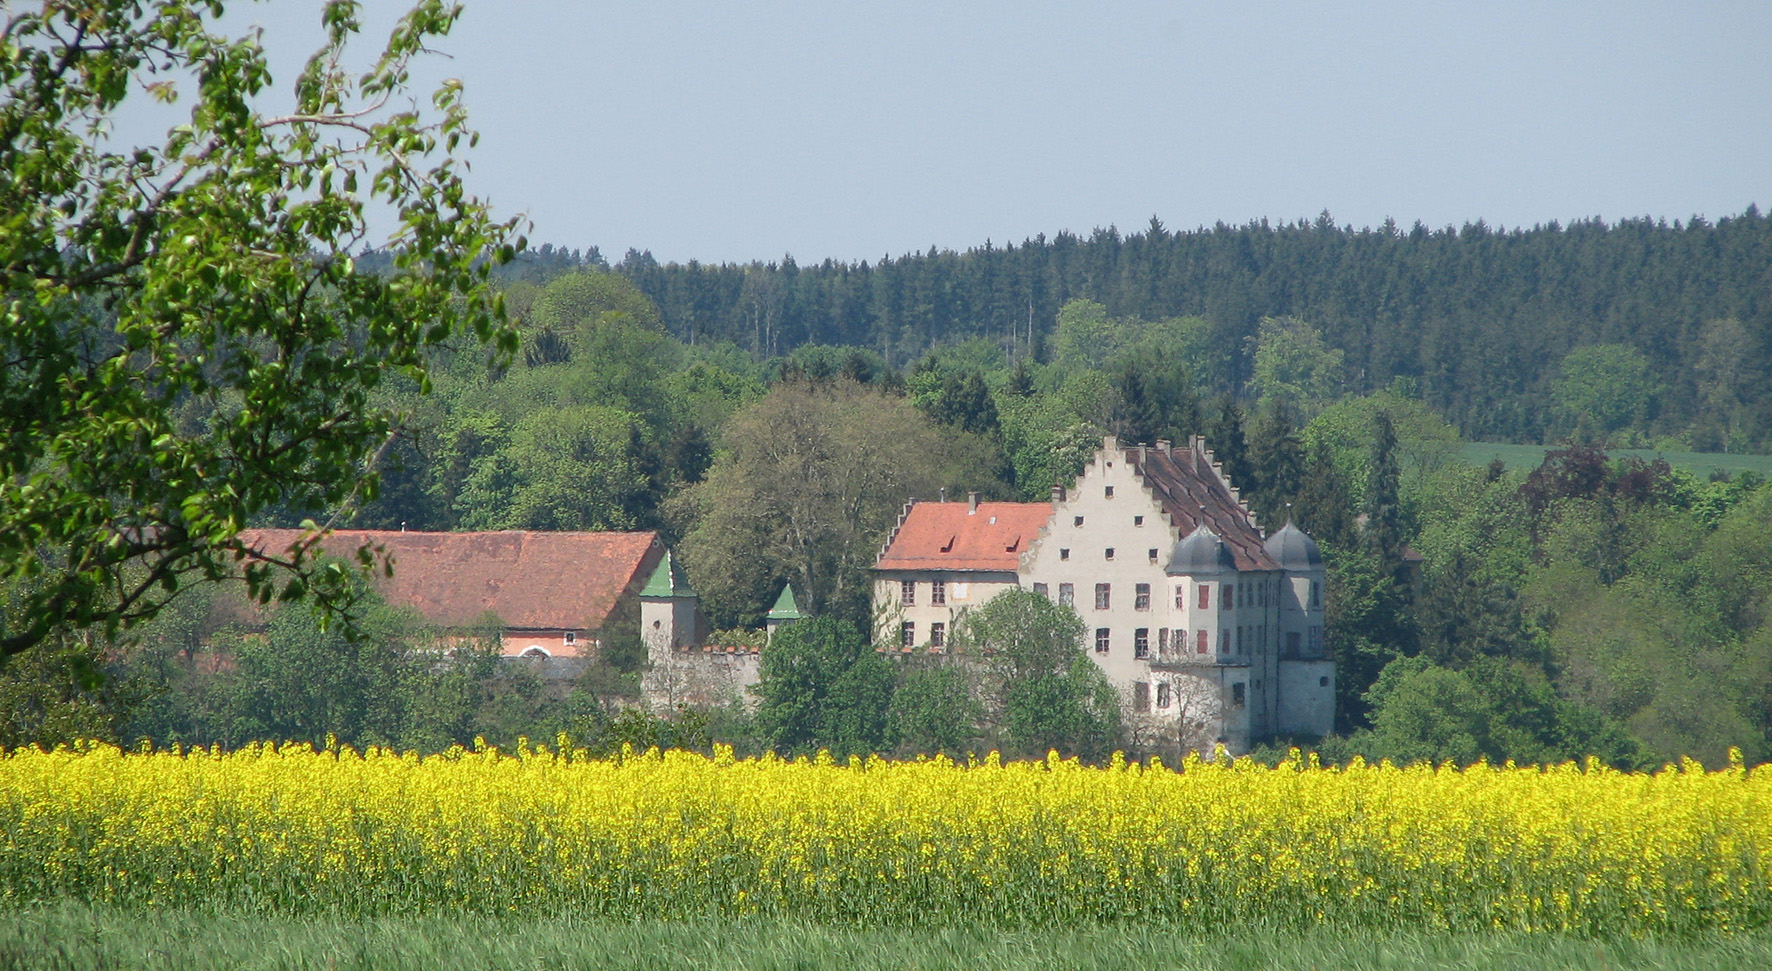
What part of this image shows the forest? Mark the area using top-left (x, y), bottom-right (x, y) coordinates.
top-left (478, 208), bottom-right (1772, 451)
top-left (14, 240), bottom-right (1772, 771)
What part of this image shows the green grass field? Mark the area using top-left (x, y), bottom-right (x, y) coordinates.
top-left (1461, 443), bottom-right (1772, 478)
top-left (5, 905), bottom-right (1772, 971)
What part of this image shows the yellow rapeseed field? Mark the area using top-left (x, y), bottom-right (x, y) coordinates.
top-left (2, 740), bottom-right (1769, 933)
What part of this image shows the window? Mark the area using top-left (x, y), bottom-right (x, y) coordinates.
top-left (1311, 581), bottom-right (1321, 609)
top-left (1060, 548), bottom-right (1071, 561)
top-left (1148, 548), bottom-right (1159, 563)
top-left (1059, 583), bottom-right (1075, 606)
top-left (1133, 515), bottom-right (1144, 526)
top-left (1224, 583), bottom-right (1235, 610)
top-left (1157, 682), bottom-right (1173, 708)
top-left (1309, 626), bottom-right (1323, 652)
top-left (931, 581), bottom-right (946, 606)
top-left (1134, 583), bottom-right (1150, 610)
top-left (564, 631), bottom-right (577, 646)
top-left (930, 622), bottom-right (945, 649)
top-left (1105, 547), bottom-right (1115, 561)
top-left (1319, 676), bottom-right (1330, 687)
top-left (1134, 628), bottom-right (1150, 658)
top-left (1196, 630), bottom-right (1208, 654)
top-left (1258, 582), bottom-right (1267, 608)
top-left (1198, 583), bottom-right (1211, 610)
top-left (1134, 681), bottom-right (1150, 711)
top-left (901, 622), bottom-right (915, 648)
top-left (1219, 630), bottom-right (1230, 653)
top-left (900, 580), bottom-right (915, 606)
top-left (1105, 485), bottom-right (1115, 498)
top-left (1158, 628), bottom-right (1169, 655)
top-left (1074, 515), bottom-right (1084, 527)
top-left (1095, 628), bottom-right (1110, 653)
top-left (1287, 631), bottom-right (1301, 654)
top-left (1231, 682), bottom-right (1246, 708)
top-left (1094, 583), bottom-right (1111, 610)
top-left (1033, 582), bottom-right (1049, 598)
top-left (1175, 584), bottom-right (1186, 609)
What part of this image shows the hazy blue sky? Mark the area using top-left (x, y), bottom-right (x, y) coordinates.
top-left (223, 1), bottom-right (1770, 264)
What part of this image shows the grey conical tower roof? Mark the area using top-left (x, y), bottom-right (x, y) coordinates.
top-left (1166, 523), bottom-right (1236, 575)
top-left (1263, 522), bottom-right (1323, 570)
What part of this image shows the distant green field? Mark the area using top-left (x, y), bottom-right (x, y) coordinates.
top-left (1462, 443), bottom-right (1772, 478)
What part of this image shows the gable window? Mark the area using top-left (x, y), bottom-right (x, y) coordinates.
top-left (1134, 681), bottom-right (1150, 711)
top-left (1134, 583), bottom-right (1150, 610)
top-left (1148, 548), bottom-right (1159, 564)
top-left (931, 581), bottom-right (947, 606)
top-left (1094, 583), bottom-right (1111, 610)
top-left (1058, 583), bottom-right (1075, 606)
top-left (1105, 547), bottom-right (1115, 561)
top-left (930, 622), bottom-right (945, 649)
top-left (1134, 628), bottom-right (1150, 659)
top-left (1095, 628), bottom-right (1110, 653)
top-left (1198, 583), bottom-right (1211, 610)
top-left (901, 622), bottom-right (915, 648)
top-left (1033, 582), bottom-right (1049, 598)
top-left (1232, 682), bottom-right (1246, 709)
top-left (1060, 548), bottom-right (1071, 561)
top-left (1157, 682), bottom-right (1173, 708)
top-left (901, 580), bottom-right (916, 606)
top-left (1224, 584), bottom-right (1235, 610)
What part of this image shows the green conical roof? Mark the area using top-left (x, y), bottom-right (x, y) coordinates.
top-left (640, 551), bottom-right (697, 599)
top-left (766, 584), bottom-right (802, 620)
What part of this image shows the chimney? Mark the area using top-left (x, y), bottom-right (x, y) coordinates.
top-left (1156, 439), bottom-right (1171, 454)
top-left (1051, 483), bottom-right (1066, 504)
top-left (968, 491), bottom-right (980, 514)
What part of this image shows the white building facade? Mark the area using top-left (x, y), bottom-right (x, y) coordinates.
top-left (871, 435), bottom-right (1332, 754)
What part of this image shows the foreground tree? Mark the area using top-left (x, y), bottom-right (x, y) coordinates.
top-left (954, 588), bottom-right (1121, 761)
top-left (0, 1), bottom-right (522, 657)
top-left (753, 616), bottom-right (895, 757)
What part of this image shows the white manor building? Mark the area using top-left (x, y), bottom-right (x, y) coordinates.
top-left (873, 435), bottom-right (1333, 754)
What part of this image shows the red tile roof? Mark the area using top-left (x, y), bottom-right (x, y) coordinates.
top-left (875, 502), bottom-right (1053, 573)
top-left (1128, 443), bottom-right (1281, 572)
top-left (240, 529), bottom-right (663, 631)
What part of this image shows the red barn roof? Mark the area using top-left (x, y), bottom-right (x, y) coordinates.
top-left (240, 529), bottom-right (663, 631)
top-left (875, 501), bottom-right (1053, 573)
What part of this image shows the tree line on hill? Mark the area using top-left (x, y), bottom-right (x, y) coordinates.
top-left (471, 208), bottom-right (1771, 452)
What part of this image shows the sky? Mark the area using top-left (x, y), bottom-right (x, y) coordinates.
top-left (202, 1), bottom-right (1771, 265)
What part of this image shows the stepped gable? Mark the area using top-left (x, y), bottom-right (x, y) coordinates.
top-left (241, 528), bottom-right (662, 631)
top-left (1128, 442), bottom-right (1280, 572)
top-left (875, 501), bottom-right (1053, 573)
